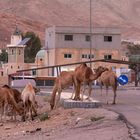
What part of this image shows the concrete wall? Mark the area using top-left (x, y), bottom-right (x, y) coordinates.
top-left (45, 26), bottom-right (121, 50)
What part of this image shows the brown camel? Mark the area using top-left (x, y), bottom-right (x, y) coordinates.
top-left (74, 63), bottom-right (107, 100)
top-left (2, 85), bottom-right (23, 120)
top-left (0, 87), bottom-right (24, 121)
top-left (50, 70), bottom-right (76, 110)
top-left (98, 68), bottom-right (118, 104)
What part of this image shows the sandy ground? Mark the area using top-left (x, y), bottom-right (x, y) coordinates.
top-left (0, 95), bottom-right (132, 140)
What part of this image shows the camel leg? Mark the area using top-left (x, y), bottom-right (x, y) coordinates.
top-left (70, 92), bottom-right (74, 99)
top-left (50, 86), bottom-right (58, 110)
top-left (71, 77), bottom-right (78, 100)
top-left (100, 84), bottom-right (103, 96)
top-left (87, 82), bottom-right (92, 100)
top-left (0, 103), bottom-right (4, 121)
top-left (81, 83), bottom-right (85, 101)
top-left (70, 85), bottom-right (75, 99)
top-left (106, 86), bottom-right (109, 104)
top-left (3, 103), bottom-right (8, 120)
top-left (74, 83), bottom-right (81, 100)
top-left (32, 106), bottom-right (37, 116)
top-left (30, 105), bottom-right (34, 121)
top-left (54, 89), bottom-right (61, 109)
top-left (22, 103), bottom-right (27, 122)
top-left (112, 87), bottom-right (117, 104)
top-left (112, 91), bottom-right (116, 104)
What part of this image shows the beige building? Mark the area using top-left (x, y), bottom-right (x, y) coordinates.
top-left (44, 26), bottom-right (127, 76)
top-left (0, 26), bottom-right (129, 85)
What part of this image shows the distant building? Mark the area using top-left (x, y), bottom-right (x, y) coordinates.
top-left (0, 27), bottom-right (42, 85)
top-left (44, 26), bottom-right (127, 76)
top-left (0, 26), bottom-right (129, 85)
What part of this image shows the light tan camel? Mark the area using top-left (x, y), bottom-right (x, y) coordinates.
top-left (0, 87), bottom-right (24, 121)
top-left (50, 71), bottom-right (76, 110)
top-left (98, 68), bottom-right (118, 104)
top-left (74, 63), bottom-right (107, 100)
top-left (21, 83), bottom-right (38, 121)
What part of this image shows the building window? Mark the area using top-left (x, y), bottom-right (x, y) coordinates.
top-left (11, 66), bottom-right (13, 69)
top-left (19, 49), bottom-right (21, 55)
top-left (64, 53), bottom-right (72, 58)
top-left (82, 54), bottom-right (94, 59)
top-left (104, 55), bottom-right (112, 60)
top-left (32, 69), bottom-right (36, 75)
top-left (1, 72), bottom-right (3, 76)
top-left (64, 35), bottom-right (73, 41)
top-left (85, 35), bottom-right (90, 41)
top-left (104, 36), bottom-right (112, 42)
top-left (82, 54), bottom-right (87, 59)
top-left (88, 54), bottom-right (94, 59)
top-left (12, 49), bottom-right (14, 55)
top-left (18, 66), bottom-right (20, 69)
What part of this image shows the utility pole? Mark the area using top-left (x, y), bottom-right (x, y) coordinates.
top-left (89, 0), bottom-right (92, 68)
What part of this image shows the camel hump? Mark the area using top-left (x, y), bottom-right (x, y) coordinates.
top-left (2, 84), bottom-right (10, 89)
top-left (82, 63), bottom-right (87, 67)
top-left (85, 67), bottom-right (93, 79)
top-left (79, 63), bottom-right (87, 68)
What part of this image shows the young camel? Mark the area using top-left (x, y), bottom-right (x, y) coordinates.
top-left (21, 83), bottom-right (38, 121)
top-left (50, 71), bottom-right (76, 110)
top-left (98, 68), bottom-right (118, 104)
top-left (0, 87), bottom-right (24, 121)
top-left (74, 63), bottom-right (107, 100)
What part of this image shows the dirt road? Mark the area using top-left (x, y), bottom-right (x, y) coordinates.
top-left (0, 95), bottom-right (132, 140)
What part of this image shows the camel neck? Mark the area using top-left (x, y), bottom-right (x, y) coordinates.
top-left (90, 72), bottom-right (101, 81)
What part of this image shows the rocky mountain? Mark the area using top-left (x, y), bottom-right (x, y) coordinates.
top-left (0, 0), bottom-right (140, 48)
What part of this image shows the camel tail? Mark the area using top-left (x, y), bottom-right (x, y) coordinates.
top-left (50, 85), bottom-right (58, 110)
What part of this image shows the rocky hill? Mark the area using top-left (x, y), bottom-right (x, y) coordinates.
top-left (0, 0), bottom-right (140, 48)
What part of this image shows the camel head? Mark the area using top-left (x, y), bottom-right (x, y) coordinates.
top-left (94, 66), bottom-right (108, 76)
top-left (33, 86), bottom-right (40, 93)
top-left (50, 102), bottom-right (54, 110)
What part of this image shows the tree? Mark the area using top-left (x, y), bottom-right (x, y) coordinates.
top-left (23, 32), bottom-right (42, 63)
top-left (127, 43), bottom-right (140, 86)
top-left (0, 49), bottom-right (8, 63)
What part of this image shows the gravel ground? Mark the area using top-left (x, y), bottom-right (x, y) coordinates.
top-left (0, 95), bottom-right (132, 140)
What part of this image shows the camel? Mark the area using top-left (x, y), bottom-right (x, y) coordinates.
top-left (50, 64), bottom-right (107, 110)
top-left (21, 83), bottom-right (38, 121)
top-left (0, 87), bottom-right (24, 121)
top-left (2, 85), bottom-right (23, 120)
top-left (98, 68), bottom-right (118, 104)
top-left (50, 70), bottom-right (76, 110)
top-left (74, 63), bottom-right (108, 100)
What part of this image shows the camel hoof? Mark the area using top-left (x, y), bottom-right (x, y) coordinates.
top-left (73, 96), bottom-right (81, 101)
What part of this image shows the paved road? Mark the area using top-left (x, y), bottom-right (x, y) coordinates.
top-left (91, 87), bottom-right (140, 139)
